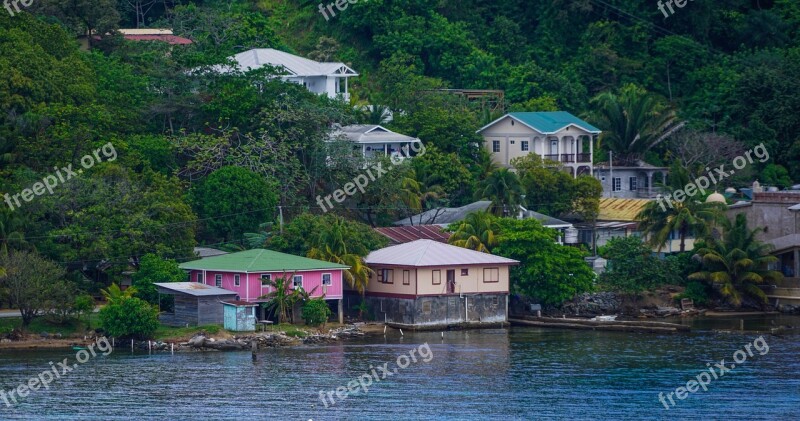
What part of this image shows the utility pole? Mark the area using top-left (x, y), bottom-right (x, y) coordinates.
top-left (278, 206), bottom-right (284, 234)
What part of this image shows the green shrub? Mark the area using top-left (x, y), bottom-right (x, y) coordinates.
top-left (99, 297), bottom-right (159, 339)
top-left (675, 281), bottom-right (710, 306)
top-left (301, 298), bottom-right (331, 326)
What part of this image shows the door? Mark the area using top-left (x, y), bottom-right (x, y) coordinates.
top-left (447, 270), bottom-right (456, 294)
top-left (549, 139), bottom-right (558, 155)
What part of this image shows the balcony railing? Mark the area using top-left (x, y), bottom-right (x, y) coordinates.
top-left (561, 154), bottom-right (575, 163)
top-left (543, 154), bottom-right (559, 162)
top-left (576, 153), bottom-right (592, 163)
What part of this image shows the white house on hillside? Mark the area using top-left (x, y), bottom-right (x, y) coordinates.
top-left (330, 125), bottom-right (421, 159)
top-left (212, 48), bottom-right (358, 100)
top-left (477, 112), bottom-right (601, 178)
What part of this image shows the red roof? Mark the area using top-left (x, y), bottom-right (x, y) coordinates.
top-left (374, 225), bottom-right (450, 245)
top-left (123, 34), bottom-right (193, 45)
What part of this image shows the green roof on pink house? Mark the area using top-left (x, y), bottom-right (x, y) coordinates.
top-left (179, 249), bottom-right (349, 272)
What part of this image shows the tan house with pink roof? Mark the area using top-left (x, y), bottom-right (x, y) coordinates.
top-left (358, 239), bottom-right (518, 329)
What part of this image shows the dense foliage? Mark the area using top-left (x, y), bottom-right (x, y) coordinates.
top-left (98, 296), bottom-right (160, 339)
top-left (302, 298), bottom-right (332, 327)
top-left (598, 236), bottom-right (680, 294)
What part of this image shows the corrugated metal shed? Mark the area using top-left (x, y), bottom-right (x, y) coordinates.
top-left (154, 282), bottom-right (237, 297)
top-left (365, 239), bottom-right (518, 267)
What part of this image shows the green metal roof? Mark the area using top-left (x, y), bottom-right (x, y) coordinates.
top-left (480, 111), bottom-right (601, 134)
top-left (179, 249), bottom-right (349, 272)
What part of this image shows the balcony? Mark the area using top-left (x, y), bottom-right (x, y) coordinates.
top-left (561, 154), bottom-right (575, 163)
top-left (543, 154), bottom-right (559, 162)
top-left (576, 153), bottom-right (592, 163)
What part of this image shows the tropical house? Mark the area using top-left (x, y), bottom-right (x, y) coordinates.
top-left (178, 249), bottom-right (350, 323)
top-left (78, 28), bottom-right (193, 51)
top-left (357, 239), bottom-right (519, 329)
top-left (593, 161), bottom-right (669, 199)
top-left (210, 48), bottom-right (358, 100)
top-left (477, 111), bottom-right (601, 177)
top-left (329, 124), bottom-right (421, 159)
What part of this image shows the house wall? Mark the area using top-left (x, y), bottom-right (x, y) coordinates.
top-left (159, 293), bottom-right (234, 327)
top-left (191, 269), bottom-right (344, 302)
top-left (416, 265), bottom-right (510, 295)
top-left (360, 294), bottom-right (508, 328)
top-left (594, 168), bottom-right (667, 199)
top-left (481, 117), bottom-right (593, 166)
top-left (728, 201), bottom-right (800, 242)
top-left (223, 305), bottom-right (256, 332)
top-left (366, 266), bottom-right (417, 295)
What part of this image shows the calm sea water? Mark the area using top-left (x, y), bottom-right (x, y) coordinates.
top-left (0, 315), bottom-right (799, 420)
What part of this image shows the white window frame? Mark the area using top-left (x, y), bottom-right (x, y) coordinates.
top-left (322, 273), bottom-right (332, 286)
top-left (292, 275), bottom-right (303, 290)
top-left (196, 273), bottom-right (203, 283)
top-left (260, 274), bottom-right (272, 284)
top-left (234, 274), bottom-right (240, 287)
top-left (215, 274), bottom-right (222, 287)
top-left (612, 177), bottom-right (621, 192)
top-left (629, 177), bottom-right (638, 191)
top-left (492, 140), bottom-right (500, 153)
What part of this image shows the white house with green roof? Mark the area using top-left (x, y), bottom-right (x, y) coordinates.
top-left (477, 111), bottom-right (601, 177)
top-left (179, 249), bottom-right (350, 323)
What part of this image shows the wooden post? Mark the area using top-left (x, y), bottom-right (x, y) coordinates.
top-left (338, 299), bottom-right (344, 324)
top-left (131, 339), bottom-right (134, 352)
top-left (251, 341), bottom-right (258, 362)
top-left (740, 319), bottom-right (744, 331)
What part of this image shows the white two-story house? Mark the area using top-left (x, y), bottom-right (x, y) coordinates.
top-left (212, 48), bottom-right (358, 101)
top-left (477, 112), bottom-right (601, 177)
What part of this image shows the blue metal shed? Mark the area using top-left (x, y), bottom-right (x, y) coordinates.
top-left (222, 301), bottom-right (258, 332)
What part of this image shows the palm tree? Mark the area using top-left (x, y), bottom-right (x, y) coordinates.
top-left (101, 283), bottom-right (137, 305)
top-left (590, 84), bottom-right (678, 164)
top-left (689, 214), bottom-right (783, 308)
top-left (307, 217), bottom-right (374, 296)
top-left (259, 274), bottom-right (298, 324)
top-left (355, 104), bottom-right (392, 125)
top-left (475, 168), bottom-right (525, 217)
top-left (448, 212), bottom-right (500, 253)
top-left (637, 164), bottom-right (725, 252)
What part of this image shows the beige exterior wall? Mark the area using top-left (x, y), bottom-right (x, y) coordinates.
top-left (481, 116), bottom-right (594, 167)
top-left (364, 264), bottom-right (511, 296)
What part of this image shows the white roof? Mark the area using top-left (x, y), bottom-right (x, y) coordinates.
top-left (118, 28), bottom-right (173, 35)
top-left (216, 48), bottom-right (358, 77)
top-left (331, 125), bottom-right (420, 145)
top-left (365, 239), bottom-right (518, 267)
top-left (154, 282), bottom-right (237, 297)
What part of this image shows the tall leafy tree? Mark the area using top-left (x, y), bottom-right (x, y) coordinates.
top-left (0, 251), bottom-right (67, 326)
top-left (447, 211), bottom-right (499, 253)
top-left (307, 217), bottom-right (374, 296)
top-left (475, 168), bottom-right (525, 217)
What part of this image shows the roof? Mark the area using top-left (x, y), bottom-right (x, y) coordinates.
top-left (118, 28), bottom-right (174, 35)
top-left (374, 225), bottom-right (451, 245)
top-left (123, 34), bottom-right (193, 45)
top-left (598, 198), bottom-right (652, 222)
top-left (154, 282), bottom-right (237, 297)
top-left (365, 239), bottom-right (518, 267)
top-left (394, 201), bottom-right (493, 226)
top-left (767, 234), bottom-right (800, 253)
top-left (217, 48), bottom-right (358, 77)
top-left (331, 125), bottom-right (420, 145)
top-left (789, 204), bottom-right (800, 211)
top-left (222, 300), bottom-right (259, 307)
top-left (477, 112), bottom-right (601, 135)
top-left (194, 247), bottom-right (229, 258)
top-left (178, 249), bottom-right (349, 272)
top-left (520, 209), bottom-right (572, 228)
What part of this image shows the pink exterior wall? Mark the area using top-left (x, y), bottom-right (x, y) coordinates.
top-left (190, 269), bottom-right (344, 302)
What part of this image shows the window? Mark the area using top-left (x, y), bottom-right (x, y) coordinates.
top-left (215, 274), bottom-right (222, 287)
top-left (432, 270), bottom-right (441, 285)
top-left (461, 269), bottom-right (469, 276)
top-left (196, 273), bottom-right (203, 283)
top-left (322, 273), bottom-right (332, 286)
top-left (629, 177), bottom-right (638, 191)
top-left (510, 140), bottom-right (515, 145)
top-left (234, 274), bottom-right (240, 287)
top-left (521, 141), bottom-right (529, 152)
top-left (403, 270), bottom-right (410, 285)
top-left (492, 140), bottom-right (500, 153)
top-left (483, 268), bottom-right (500, 283)
top-left (612, 177), bottom-right (621, 192)
top-left (260, 274), bottom-right (271, 284)
top-left (292, 275), bottom-right (303, 289)
top-left (381, 269), bottom-right (394, 284)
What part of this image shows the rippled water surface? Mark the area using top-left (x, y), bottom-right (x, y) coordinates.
top-left (1, 316), bottom-right (799, 420)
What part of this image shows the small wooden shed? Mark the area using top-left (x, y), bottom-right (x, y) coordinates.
top-left (223, 301), bottom-right (258, 332)
top-left (155, 282), bottom-right (237, 327)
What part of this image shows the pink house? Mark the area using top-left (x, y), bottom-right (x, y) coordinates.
top-left (179, 249), bottom-right (350, 323)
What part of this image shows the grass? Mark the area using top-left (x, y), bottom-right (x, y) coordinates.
top-left (274, 323), bottom-right (309, 338)
top-left (153, 324), bottom-right (223, 341)
top-left (0, 314), bottom-right (100, 337)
